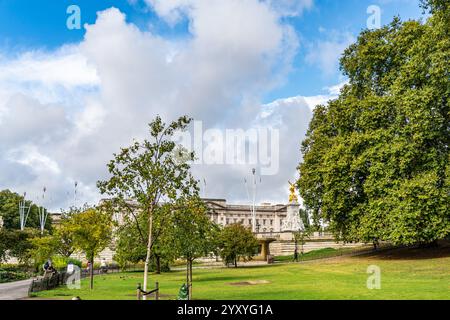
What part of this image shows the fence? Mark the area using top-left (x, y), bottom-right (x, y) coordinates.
top-left (136, 282), bottom-right (159, 300)
top-left (28, 265), bottom-right (139, 295)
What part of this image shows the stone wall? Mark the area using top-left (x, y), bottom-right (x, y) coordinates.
top-left (269, 240), bottom-right (367, 256)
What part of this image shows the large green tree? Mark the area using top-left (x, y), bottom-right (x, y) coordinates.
top-left (0, 190), bottom-right (52, 264)
top-left (297, 0), bottom-right (449, 246)
top-left (0, 190), bottom-right (52, 231)
top-left (97, 115), bottom-right (199, 295)
top-left (0, 229), bottom-right (37, 264)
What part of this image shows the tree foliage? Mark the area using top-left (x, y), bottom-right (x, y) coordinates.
top-left (297, 1), bottom-right (449, 246)
top-left (0, 229), bottom-right (37, 264)
top-left (0, 189), bottom-right (52, 231)
top-left (173, 196), bottom-right (219, 298)
top-left (218, 224), bottom-right (259, 267)
top-left (68, 207), bottom-right (113, 289)
top-left (113, 203), bottom-right (176, 272)
top-left (173, 196), bottom-right (218, 263)
top-left (28, 235), bottom-right (57, 268)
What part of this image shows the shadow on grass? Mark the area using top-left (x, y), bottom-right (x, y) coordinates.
top-left (351, 242), bottom-right (450, 261)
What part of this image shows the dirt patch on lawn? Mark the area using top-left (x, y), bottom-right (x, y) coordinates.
top-left (229, 280), bottom-right (271, 286)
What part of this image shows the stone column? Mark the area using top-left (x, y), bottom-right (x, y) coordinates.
top-left (274, 213), bottom-right (280, 232)
top-left (258, 240), bottom-right (272, 261)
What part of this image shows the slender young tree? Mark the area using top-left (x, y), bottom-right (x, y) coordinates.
top-left (114, 203), bottom-right (177, 273)
top-left (97, 115), bottom-right (199, 296)
top-left (173, 196), bottom-right (218, 299)
top-left (69, 207), bottom-right (113, 290)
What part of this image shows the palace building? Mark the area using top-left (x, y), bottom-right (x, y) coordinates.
top-left (203, 199), bottom-right (288, 233)
top-left (48, 193), bottom-right (365, 263)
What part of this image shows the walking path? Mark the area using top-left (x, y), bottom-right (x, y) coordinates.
top-left (0, 279), bottom-right (33, 300)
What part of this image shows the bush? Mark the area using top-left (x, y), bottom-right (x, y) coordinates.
top-left (67, 258), bottom-right (83, 268)
top-left (0, 269), bottom-right (32, 283)
top-left (51, 256), bottom-right (82, 271)
top-left (150, 258), bottom-right (171, 273)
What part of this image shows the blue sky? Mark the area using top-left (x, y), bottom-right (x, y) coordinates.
top-left (0, 0), bottom-right (428, 209)
top-left (0, 0), bottom-right (424, 100)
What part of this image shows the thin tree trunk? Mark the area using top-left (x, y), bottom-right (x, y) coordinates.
top-left (189, 259), bottom-right (193, 300)
top-left (186, 259), bottom-right (189, 288)
top-left (156, 255), bottom-right (161, 274)
top-left (234, 257), bottom-right (237, 268)
top-left (89, 254), bottom-right (94, 290)
top-left (143, 209), bottom-right (153, 300)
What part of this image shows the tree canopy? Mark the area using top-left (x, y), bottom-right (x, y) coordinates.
top-left (0, 189), bottom-right (52, 231)
top-left (113, 202), bottom-right (177, 273)
top-left (68, 207), bottom-right (113, 289)
top-left (297, 0), bottom-right (449, 246)
top-left (218, 224), bottom-right (259, 267)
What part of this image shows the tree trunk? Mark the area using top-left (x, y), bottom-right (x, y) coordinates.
top-left (89, 254), bottom-right (94, 290)
top-left (156, 255), bottom-right (161, 274)
top-left (186, 259), bottom-right (189, 297)
top-left (143, 209), bottom-right (153, 300)
top-left (189, 259), bottom-right (193, 300)
top-left (294, 238), bottom-right (299, 262)
top-left (234, 257), bottom-right (237, 268)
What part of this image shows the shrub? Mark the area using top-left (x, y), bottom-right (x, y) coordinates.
top-left (0, 269), bottom-right (31, 283)
top-left (51, 256), bottom-right (82, 271)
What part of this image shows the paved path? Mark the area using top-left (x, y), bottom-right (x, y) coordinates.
top-left (0, 279), bottom-right (33, 300)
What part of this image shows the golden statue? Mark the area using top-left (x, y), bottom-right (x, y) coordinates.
top-left (288, 181), bottom-right (298, 203)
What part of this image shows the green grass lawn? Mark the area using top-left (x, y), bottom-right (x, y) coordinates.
top-left (34, 246), bottom-right (450, 300)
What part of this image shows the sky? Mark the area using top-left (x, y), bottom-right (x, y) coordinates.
top-left (0, 0), bottom-right (425, 211)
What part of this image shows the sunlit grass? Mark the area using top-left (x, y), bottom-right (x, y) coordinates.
top-left (34, 247), bottom-right (450, 300)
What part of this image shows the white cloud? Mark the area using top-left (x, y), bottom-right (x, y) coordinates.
top-left (305, 30), bottom-right (355, 76)
top-left (7, 145), bottom-right (61, 175)
top-left (0, 3), bottom-right (334, 210)
top-left (324, 81), bottom-right (348, 95)
top-left (0, 46), bottom-right (99, 106)
top-left (0, 47), bottom-right (98, 88)
top-left (145, 0), bottom-right (313, 23)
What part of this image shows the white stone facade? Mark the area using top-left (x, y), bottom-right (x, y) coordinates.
top-left (203, 199), bottom-right (288, 233)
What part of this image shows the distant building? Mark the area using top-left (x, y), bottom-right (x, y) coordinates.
top-left (48, 197), bottom-right (364, 263)
top-left (203, 199), bottom-right (288, 233)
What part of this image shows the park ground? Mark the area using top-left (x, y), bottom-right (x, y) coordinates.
top-left (32, 245), bottom-right (450, 300)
